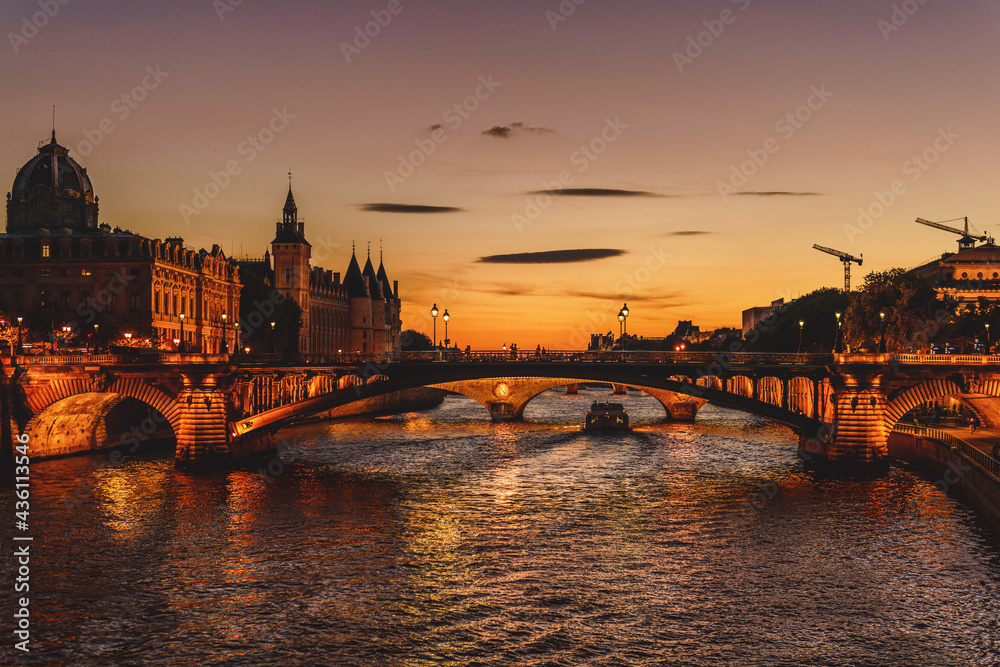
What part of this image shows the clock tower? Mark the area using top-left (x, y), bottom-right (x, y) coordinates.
top-left (270, 183), bottom-right (312, 352)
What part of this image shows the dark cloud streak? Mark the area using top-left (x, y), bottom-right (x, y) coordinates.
top-left (478, 249), bottom-right (626, 264)
top-left (526, 188), bottom-right (661, 197)
top-left (734, 191), bottom-right (821, 197)
top-left (361, 203), bottom-right (463, 214)
top-left (482, 121), bottom-right (554, 138)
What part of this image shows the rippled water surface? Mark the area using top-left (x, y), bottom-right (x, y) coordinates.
top-left (3, 389), bottom-right (1000, 666)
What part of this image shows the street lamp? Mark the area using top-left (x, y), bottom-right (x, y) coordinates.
top-left (618, 310), bottom-right (624, 342)
top-left (270, 321), bottom-right (276, 353)
top-left (179, 313), bottom-right (185, 353)
top-left (431, 303), bottom-right (439, 348)
top-left (443, 309), bottom-right (450, 348)
top-left (879, 311), bottom-right (886, 353)
top-left (221, 312), bottom-right (228, 354)
top-left (621, 303), bottom-right (629, 351)
top-left (93, 323), bottom-right (98, 353)
top-left (798, 320), bottom-right (804, 354)
top-left (173, 338), bottom-right (180, 351)
top-left (986, 323), bottom-right (991, 354)
top-left (17, 316), bottom-right (23, 355)
top-left (124, 332), bottom-right (132, 347)
top-left (834, 312), bottom-right (842, 353)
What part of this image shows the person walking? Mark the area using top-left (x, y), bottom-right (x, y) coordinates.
top-left (991, 441), bottom-right (1000, 474)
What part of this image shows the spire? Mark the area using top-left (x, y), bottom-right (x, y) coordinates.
top-left (282, 178), bottom-right (297, 225)
top-left (51, 105), bottom-right (56, 144)
top-left (376, 246), bottom-right (394, 299)
top-left (344, 246), bottom-right (367, 297)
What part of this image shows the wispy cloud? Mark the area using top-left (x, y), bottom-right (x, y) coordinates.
top-left (668, 230), bottom-right (712, 236)
top-left (526, 188), bottom-right (661, 197)
top-left (482, 121), bottom-right (554, 138)
top-left (463, 283), bottom-right (687, 308)
top-left (734, 191), bottom-right (821, 197)
top-left (478, 249), bottom-right (626, 264)
top-left (361, 203), bottom-right (463, 214)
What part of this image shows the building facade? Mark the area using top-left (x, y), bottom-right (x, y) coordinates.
top-left (909, 243), bottom-right (1000, 304)
top-left (239, 185), bottom-right (402, 356)
top-left (1, 132), bottom-right (241, 353)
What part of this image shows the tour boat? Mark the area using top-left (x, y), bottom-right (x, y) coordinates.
top-left (584, 401), bottom-right (631, 431)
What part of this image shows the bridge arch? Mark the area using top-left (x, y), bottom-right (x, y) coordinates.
top-left (25, 393), bottom-right (177, 458)
top-left (430, 378), bottom-right (707, 423)
top-left (232, 363), bottom-right (821, 441)
top-left (882, 378), bottom-right (1000, 431)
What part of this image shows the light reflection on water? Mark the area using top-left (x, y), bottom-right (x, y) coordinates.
top-left (3, 388), bottom-right (999, 666)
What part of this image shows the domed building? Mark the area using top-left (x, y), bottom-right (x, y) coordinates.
top-left (0, 132), bottom-right (241, 353)
top-left (6, 131), bottom-right (99, 234)
top-left (909, 242), bottom-right (1000, 304)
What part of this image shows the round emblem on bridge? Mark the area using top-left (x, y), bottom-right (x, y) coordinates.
top-left (493, 382), bottom-right (510, 399)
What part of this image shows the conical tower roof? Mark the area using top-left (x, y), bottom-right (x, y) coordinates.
top-left (343, 248), bottom-right (368, 297)
top-left (363, 253), bottom-right (382, 300)
top-left (376, 258), bottom-right (394, 299)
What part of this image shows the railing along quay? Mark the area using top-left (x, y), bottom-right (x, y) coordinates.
top-left (893, 423), bottom-right (997, 472)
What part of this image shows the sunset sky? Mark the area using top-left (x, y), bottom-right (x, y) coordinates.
top-left (3, 0), bottom-right (1000, 348)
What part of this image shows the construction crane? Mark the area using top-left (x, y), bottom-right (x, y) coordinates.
top-left (915, 217), bottom-right (991, 251)
top-left (813, 244), bottom-right (863, 291)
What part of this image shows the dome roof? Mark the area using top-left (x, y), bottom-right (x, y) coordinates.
top-left (942, 243), bottom-right (1000, 263)
top-left (6, 131), bottom-right (99, 233)
top-left (12, 132), bottom-right (94, 200)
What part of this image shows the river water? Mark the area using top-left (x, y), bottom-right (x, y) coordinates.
top-left (3, 389), bottom-right (999, 666)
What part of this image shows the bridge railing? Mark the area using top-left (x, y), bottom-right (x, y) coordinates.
top-left (398, 350), bottom-right (833, 364)
top-left (840, 353), bottom-right (1000, 365)
top-left (14, 353), bottom-right (233, 365)
top-left (892, 423), bottom-right (996, 472)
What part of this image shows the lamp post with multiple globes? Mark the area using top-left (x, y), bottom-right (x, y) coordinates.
top-left (443, 309), bottom-right (450, 349)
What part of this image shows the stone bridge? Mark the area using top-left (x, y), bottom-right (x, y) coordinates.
top-left (4, 351), bottom-right (1000, 470)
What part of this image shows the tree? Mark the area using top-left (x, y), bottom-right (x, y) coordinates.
top-left (400, 329), bottom-right (433, 351)
top-left (744, 288), bottom-right (848, 352)
top-left (238, 266), bottom-right (302, 354)
top-left (844, 269), bottom-right (939, 352)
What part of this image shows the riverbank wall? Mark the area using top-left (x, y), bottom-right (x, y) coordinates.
top-left (888, 429), bottom-right (1000, 536)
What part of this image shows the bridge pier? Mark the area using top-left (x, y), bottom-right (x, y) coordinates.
top-left (174, 376), bottom-right (232, 465)
top-left (800, 373), bottom-right (889, 470)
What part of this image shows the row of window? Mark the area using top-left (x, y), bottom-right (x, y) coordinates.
top-left (0, 267), bottom-right (140, 279)
top-left (0, 288), bottom-right (142, 313)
